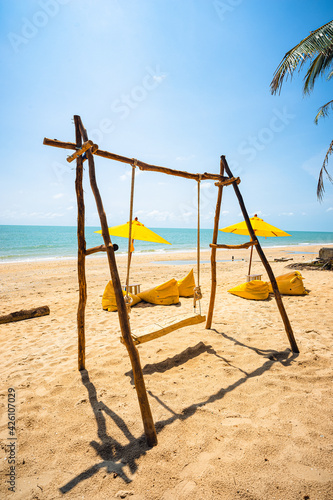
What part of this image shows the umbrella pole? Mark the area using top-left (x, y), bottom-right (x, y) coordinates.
top-left (248, 244), bottom-right (254, 276)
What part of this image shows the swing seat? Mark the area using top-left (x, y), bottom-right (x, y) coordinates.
top-left (120, 313), bottom-right (206, 345)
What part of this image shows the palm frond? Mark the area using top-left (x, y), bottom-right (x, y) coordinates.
top-left (314, 100), bottom-right (333, 123)
top-left (303, 51), bottom-right (333, 93)
top-left (271, 20), bottom-right (333, 95)
top-left (317, 139), bottom-right (333, 200)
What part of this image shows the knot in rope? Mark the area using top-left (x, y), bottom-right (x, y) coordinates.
top-left (193, 286), bottom-right (202, 302)
top-left (124, 293), bottom-right (133, 315)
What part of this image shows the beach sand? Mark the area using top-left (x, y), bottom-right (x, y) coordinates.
top-left (0, 245), bottom-right (332, 499)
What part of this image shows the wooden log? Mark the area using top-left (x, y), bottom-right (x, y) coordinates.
top-left (67, 140), bottom-right (94, 163)
top-left (221, 156), bottom-right (299, 353)
top-left (206, 157), bottom-right (225, 329)
top-left (43, 138), bottom-right (227, 182)
top-left (74, 116), bottom-right (87, 371)
top-left (0, 306), bottom-right (50, 325)
top-left (76, 116), bottom-right (158, 447)
top-left (210, 241), bottom-right (255, 250)
top-left (85, 243), bottom-right (119, 256)
top-left (43, 137), bottom-right (77, 150)
top-left (122, 314), bottom-right (206, 345)
top-left (214, 177), bottom-right (240, 187)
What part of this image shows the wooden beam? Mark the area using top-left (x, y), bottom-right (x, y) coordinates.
top-left (214, 177), bottom-right (240, 187)
top-left (221, 155), bottom-right (299, 353)
top-left (43, 137), bottom-right (228, 182)
top-left (206, 157), bottom-right (225, 329)
top-left (43, 137), bottom-right (77, 150)
top-left (74, 116), bottom-right (87, 371)
top-left (210, 241), bottom-right (255, 250)
top-left (85, 243), bottom-right (118, 256)
top-left (85, 244), bottom-right (107, 256)
top-left (121, 314), bottom-right (206, 345)
top-left (67, 140), bottom-right (94, 163)
top-left (0, 306), bottom-right (50, 324)
top-left (76, 115), bottom-right (158, 447)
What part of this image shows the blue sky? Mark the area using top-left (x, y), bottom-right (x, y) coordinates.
top-left (1, 0), bottom-right (332, 231)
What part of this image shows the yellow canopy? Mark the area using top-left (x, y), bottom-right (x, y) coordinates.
top-left (219, 215), bottom-right (291, 238)
top-left (95, 219), bottom-right (171, 245)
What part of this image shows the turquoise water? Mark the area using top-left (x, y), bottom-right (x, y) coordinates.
top-left (0, 225), bottom-right (332, 263)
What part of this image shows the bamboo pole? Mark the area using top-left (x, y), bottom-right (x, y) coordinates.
top-left (74, 116), bottom-right (87, 371)
top-left (206, 157), bottom-right (225, 329)
top-left (221, 156), bottom-right (299, 353)
top-left (76, 116), bottom-right (157, 447)
top-left (43, 138), bottom-right (228, 182)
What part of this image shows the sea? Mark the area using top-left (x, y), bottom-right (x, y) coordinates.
top-left (0, 225), bottom-right (333, 264)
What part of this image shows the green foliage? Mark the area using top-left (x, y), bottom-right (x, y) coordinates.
top-left (271, 20), bottom-right (333, 199)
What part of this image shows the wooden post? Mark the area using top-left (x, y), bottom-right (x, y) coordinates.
top-left (74, 116), bottom-right (87, 371)
top-left (221, 156), bottom-right (299, 353)
top-left (76, 116), bottom-right (157, 447)
top-left (206, 157), bottom-right (225, 329)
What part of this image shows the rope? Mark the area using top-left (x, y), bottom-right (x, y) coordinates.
top-left (125, 160), bottom-right (137, 315)
top-left (194, 176), bottom-right (202, 315)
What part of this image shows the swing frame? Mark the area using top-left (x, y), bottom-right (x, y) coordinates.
top-left (43, 115), bottom-right (299, 447)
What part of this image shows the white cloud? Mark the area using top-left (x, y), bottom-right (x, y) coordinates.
top-left (53, 193), bottom-right (64, 199)
top-left (326, 207), bottom-right (333, 212)
top-left (175, 154), bottom-right (195, 162)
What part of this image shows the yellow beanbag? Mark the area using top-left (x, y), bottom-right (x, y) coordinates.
top-left (102, 281), bottom-right (141, 312)
top-left (228, 280), bottom-right (269, 300)
top-left (138, 278), bottom-right (180, 305)
top-left (268, 271), bottom-right (308, 295)
top-left (177, 269), bottom-right (196, 297)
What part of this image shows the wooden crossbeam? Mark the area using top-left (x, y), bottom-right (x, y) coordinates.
top-left (214, 177), bottom-right (240, 187)
top-left (43, 137), bottom-right (229, 182)
top-left (210, 241), bottom-right (256, 250)
top-left (120, 314), bottom-right (206, 345)
top-left (67, 140), bottom-right (94, 163)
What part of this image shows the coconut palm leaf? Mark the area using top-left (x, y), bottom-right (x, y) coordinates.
top-left (271, 20), bottom-right (333, 95)
top-left (314, 99), bottom-right (333, 123)
top-left (317, 139), bottom-right (333, 200)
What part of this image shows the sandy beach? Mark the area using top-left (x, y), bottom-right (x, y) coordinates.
top-left (0, 244), bottom-right (332, 499)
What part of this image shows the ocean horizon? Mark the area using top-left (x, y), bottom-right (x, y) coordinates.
top-left (1, 225), bottom-right (333, 264)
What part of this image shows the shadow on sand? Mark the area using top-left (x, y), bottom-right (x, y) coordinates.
top-left (59, 331), bottom-right (298, 494)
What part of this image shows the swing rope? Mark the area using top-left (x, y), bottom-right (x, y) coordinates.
top-left (124, 159), bottom-right (137, 315)
top-left (194, 176), bottom-right (202, 314)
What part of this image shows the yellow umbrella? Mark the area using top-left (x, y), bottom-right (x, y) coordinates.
top-left (219, 214), bottom-right (291, 274)
top-left (95, 218), bottom-right (171, 253)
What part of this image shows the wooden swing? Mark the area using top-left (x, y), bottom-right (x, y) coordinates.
top-left (43, 115), bottom-right (299, 448)
top-left (121, 163), bottom-right (206, 346)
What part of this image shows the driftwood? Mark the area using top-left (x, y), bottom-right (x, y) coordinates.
top-left (0, 306), bottom-right (50, 325)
